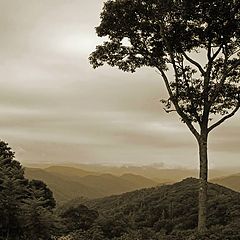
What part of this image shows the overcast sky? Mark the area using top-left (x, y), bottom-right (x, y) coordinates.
top-left (0, 0), bottom-right (239, 169)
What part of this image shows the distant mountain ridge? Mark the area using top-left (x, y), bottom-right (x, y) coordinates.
top-left (25, 167), bottom-right (101, 202)
top-left (25, 165), bottom-right (240, 203)
top-left (211, 173), bottom-right (240, 192)
top-left (44, 165), bottom-right (97, 177)
top-left (24, 166), bottom-right (160, 203)
top-left (25, 162), bottom-right (240, 180)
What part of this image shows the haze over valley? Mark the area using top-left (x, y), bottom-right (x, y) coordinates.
top-left (0, 0), bottom-right (239, 170)
top-left (24, 164), bottom-right (240, 203)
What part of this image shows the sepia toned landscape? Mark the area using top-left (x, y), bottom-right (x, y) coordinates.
top-left (0, 0), bottom-right (239, 239)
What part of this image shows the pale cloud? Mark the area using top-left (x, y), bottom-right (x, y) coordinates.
top-left (0, 0), bottom-right (239, 169)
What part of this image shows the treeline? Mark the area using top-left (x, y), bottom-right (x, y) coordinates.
top-left (1, 141), bottom-right (240, 240)
top-left (0, 141), bottom-right (59, 240)
top-left (57, 179), bottom-right (240, 240)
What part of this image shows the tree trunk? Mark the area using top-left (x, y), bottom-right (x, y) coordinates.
top-left (198, 135), bottom-right (208, 232)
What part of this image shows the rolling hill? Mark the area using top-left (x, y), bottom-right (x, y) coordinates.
top-left (24, 167), bottom-right (103, 202)
top-left (24, 166), bottom-right (159, 203)
top-left (44, 165), bottom-right (97, 177)
top-left (60, 178), bottom-right (240, 239)
top-left (211, 173), bottom-right (240, 192)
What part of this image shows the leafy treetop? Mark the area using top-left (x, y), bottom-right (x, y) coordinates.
top-left (90, 0), bottom-right (240, 137)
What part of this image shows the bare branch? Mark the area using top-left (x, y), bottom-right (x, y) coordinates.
top-left (209, 48), bottom-right (230, 104)
top-left (229, 48), bottom-right (240, 57)
top-left (226, 59), bottom-right (240, 75)
top-left (163, 108), bottom-right (177, 113)
top-left (207, 40), bottom-right (212, 61)
top-left (210, 44), bottom-right (223, 61)
top-left (208, 102), bottom-right (240, 132)
top-left (210, 58), bottom-right (240, 105)
top-left (159, 22), bottom-right (180, 95)
top-left (156, 66), bottom-right (200, 140)
top-left (179, 56), bottom-right (201, 124)
top-left (182, 51), bottom-right (205, 76)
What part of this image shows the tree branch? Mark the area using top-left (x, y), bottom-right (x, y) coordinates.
top-left (182, 51), bottom-right (205, 76)
top-left (226, 59), bottom-right (240, 75)
top-left (163, 108), bottom-right (177, 113)
top-left (156, 66), bottom-right (200, 140)
top-left (179, 56), bottom-right (201, 124)
top-left (207, 40), bottom-right (212, 61)
top-left (159, 22), bottom-right (180, 96)
top-left (208, 101), bottom-right (240, 132)
top-left (209, 48), bottom-right (230, 104)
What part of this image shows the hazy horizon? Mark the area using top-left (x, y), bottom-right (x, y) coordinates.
top-left (0, 0), bottom-right (239, 169)
top-left (24, 162), bottom-right (240, 173)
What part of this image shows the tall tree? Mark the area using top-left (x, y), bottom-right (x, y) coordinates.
top-left (90, 0), bottom-right (240, 232)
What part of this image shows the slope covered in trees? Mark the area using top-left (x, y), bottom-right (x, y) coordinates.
top-left (59, 178), bottom-right (240, 240)
top-left (0, 141), bottom-right (60, 240)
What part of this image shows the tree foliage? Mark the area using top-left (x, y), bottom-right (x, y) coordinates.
top-left (60, 204), bottom-right (99, 233)
top-left (57, 178), bottom-right (240, 240)
top-left (0, 140), bottom-right (59, 240)
top-left (90, 0), bottom-right (240, 134)
top-left (28, 179), bottom-right (56, 210)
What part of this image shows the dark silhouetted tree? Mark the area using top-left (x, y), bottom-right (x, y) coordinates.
top-left (28, 179), bottom-right (56, 210)
top-left (0, 140), bottom-right (59, 239)
top-left (0, 141), bottom-right (28, 239)
top-left (90, 0), bottom-right (240, 232)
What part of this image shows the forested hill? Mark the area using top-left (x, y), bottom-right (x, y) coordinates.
top-left (60, 178), bottom-right (240, 239)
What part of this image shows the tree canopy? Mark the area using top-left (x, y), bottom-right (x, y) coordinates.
top-left (90, 0), bottom-right (240, 133)
top-left (0, 140), bottom-right (59, 240)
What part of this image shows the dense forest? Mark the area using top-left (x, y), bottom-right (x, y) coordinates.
top-left (0, 141), bottom-right (60, 240)
top-left (59, 178), bottom-right (240, 240)
top-left (1, 141), bottom-right (240, 240)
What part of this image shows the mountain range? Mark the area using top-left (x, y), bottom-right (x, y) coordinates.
top-left (25, 165), bottom-right (240, 204)
top-left (25, 166), bottom-right (160, 203)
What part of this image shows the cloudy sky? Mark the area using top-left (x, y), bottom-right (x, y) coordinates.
top-left (0, 0), bottom-right (239, 169)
